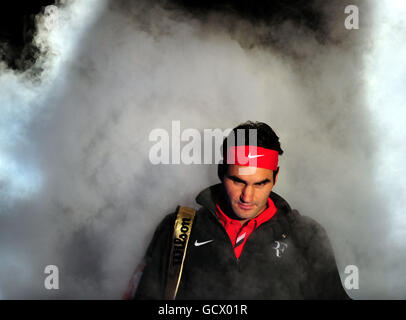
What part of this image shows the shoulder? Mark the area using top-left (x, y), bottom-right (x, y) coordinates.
top-left (269, 191), bottom-right (327, 244)
top-left (156, 205), bottom-right (201, 231)
top-left (291, 211), bottom-right (324, 231)
top-left (157, 211), bottom-right (176, 226)
top-left (289, 211), bottom-right (337, 260)
top-left (291, 212), bottom-right (328, 240)
top-left (148, 211), bottom-right (177, 244)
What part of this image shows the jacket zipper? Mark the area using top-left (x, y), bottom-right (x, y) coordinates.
top-left (233, 214), bottom-right (284, 264)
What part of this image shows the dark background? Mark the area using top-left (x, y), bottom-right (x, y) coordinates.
top-left (0, 0), bottom-right (327, 71)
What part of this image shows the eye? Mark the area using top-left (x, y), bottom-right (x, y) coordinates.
top-left (256, 181), bottom-right (267, 187)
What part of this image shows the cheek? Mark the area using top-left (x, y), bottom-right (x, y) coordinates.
top-left (224, 181), bottom-right (241, 200)
top-left (256, 186), bottom-right (273, 202)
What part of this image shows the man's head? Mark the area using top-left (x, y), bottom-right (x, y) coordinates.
top-left (218, 121), bottom-right (284, 221)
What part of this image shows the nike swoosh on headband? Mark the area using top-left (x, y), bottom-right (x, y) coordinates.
top-left (247, 153), bottom-right (264, 159)
top-left (227, 146), bottom-right (279, 170)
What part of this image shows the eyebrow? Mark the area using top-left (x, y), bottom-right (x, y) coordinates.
top-left (227, 175), bottom-right (271, 185)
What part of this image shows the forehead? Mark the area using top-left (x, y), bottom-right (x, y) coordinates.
top-left (227, 165), bottom-right (273, 181)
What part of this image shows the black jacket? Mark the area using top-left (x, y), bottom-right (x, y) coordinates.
top-left (134, 183), bottom-right (350, 299)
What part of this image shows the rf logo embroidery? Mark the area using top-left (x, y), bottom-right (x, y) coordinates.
top-left (273, 241), bottom-right (288, 258)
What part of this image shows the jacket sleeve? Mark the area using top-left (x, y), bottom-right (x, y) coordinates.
top-left (296, 215), bottom-right (351, 300)
top-left (130, 212), bottom-right (175, 300)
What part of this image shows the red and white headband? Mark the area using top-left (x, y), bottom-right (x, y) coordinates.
top-left (226, 145), bottom-right (279, 171)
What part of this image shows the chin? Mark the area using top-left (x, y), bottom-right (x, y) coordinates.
top-left (233, 206), bottom-right (257, 220)
top-left (237, 213), bottom-right (254, 220)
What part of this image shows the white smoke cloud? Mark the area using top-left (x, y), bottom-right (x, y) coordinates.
top-left (366, 0), bottom-right (406, 298)
top-left (0, 0), bottom-right (107, 298)
top-left (0, 0), bottom-right (106, 205)
top-left (0, 0), bottom-right (405, 299)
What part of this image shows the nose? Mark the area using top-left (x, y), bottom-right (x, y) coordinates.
top-left (240, 185), bottom-right (254, 203)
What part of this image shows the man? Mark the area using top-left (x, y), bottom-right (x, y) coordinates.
top-left (124, 121), bottom-right (349, 299)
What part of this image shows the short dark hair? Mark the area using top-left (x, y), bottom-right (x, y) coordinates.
top-left (218, 121), bottom-right (284, 182)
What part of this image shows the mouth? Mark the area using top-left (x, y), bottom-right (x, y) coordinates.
top-left (237, 202), bottom-right (255, 210)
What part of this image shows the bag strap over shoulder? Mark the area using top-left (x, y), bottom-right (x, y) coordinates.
top-left (164, 205), bottom-right (196, 300)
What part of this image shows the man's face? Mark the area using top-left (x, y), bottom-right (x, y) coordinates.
top-left (223, 165), bottom-right (278, 221)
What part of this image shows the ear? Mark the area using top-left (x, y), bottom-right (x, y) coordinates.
top-left (274, 167), bottom-right (279, 185)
